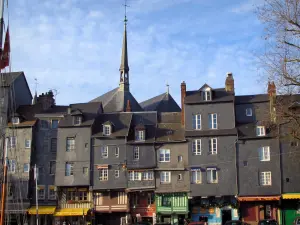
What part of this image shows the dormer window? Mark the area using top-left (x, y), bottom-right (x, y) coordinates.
top-left (203, 91), bottom-right (211, 101)
top-left (74, 116), bottom-right (82, 125)
top-left (103, 125), bottom-right (111, 136)
top-left (12, 117), bottom-right (19, 125)
top-left (135, 130), bottom-right (145, 141)
top-left (256, 126), bottom-right (266, 136)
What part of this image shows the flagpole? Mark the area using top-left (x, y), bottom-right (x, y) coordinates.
top-left (35, 164), bottom-right (39, 225)
top-left (0, 0), bottom-right (4, 50)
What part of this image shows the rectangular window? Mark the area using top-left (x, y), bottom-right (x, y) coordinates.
top-left (40, 120), bottom-right (49, 129)
top-left (67, 191), bottom-right (76, 200)
top-left (49, 161), bottom-right (56, 175)
top-left (79, 191), bottom-right (88, 201)
top-left (178, 174), bottom-right (183, 181)
top-left (208, 138), bottom-right (217, 155)
top-left (192, 139), bottom-right (201, 155)
top-left (260, 171), bottom-right (272, 186)
top-left (25, 139), bottom-right (31, 149)
top-left (65, 162), bottom-right (74, 176)
top-left (48, 187), bottom-right (56, 200)
top-left (209, 113), bottom-right (217, 129)
top-left (129, 171), bottom-right (134, 181)
top-left (129, 171), bottom-right (142, 181)
top-left (191, 170), bottom-right (201, 184)
top-left (256, 126), bottom-right (266, 136)
top-left (259, 146), bottom-right (270, 161)
top-left (178, 155), bottom-right (183, 162)
top-left (142, 171), bottom-right (154, 180)
top-left (135, 130), bottom-right (145, 141)
top-left (246, 108), bottom-right (252, 116)
top-left (83, 167), bottom-right (89, 175)
top-left (38, 186), bottom-right (45, 199)
top-left (74, 116), bottom-right (81, 125)
top-left (10, 136), bottom-right (16, 148)
top-left (23, 163), bottom-right (29, 173)
top-left (162, 196), bottom-right (171, 207)
top-left (50, 138), bottom-right (57, 152)
top-left (159, 149), bottom-right (170, 162)
top-left (147, 193), bottom-right (154, 205)
top-left (99, 169), bottom-right (108, 181)
top-left (115, 146), bottom-right (119, 157)
top-left (51, 120), bottom-right (59, 129)
top-left (9, 160), bottom-right (16, 173)
top-left (192, 114), bottom-right (201, 130)
top-left (103, 125), bottom-right (111, 135)
top-left (101, 146), bottom-right (108, 158)
top-left (207, 168), bottom-right (218, 183)
top-left (66, 137), bottom-right (75, 152)
top-left (115, 170), bottom-right (120, 178)
top-left (203, 91), bottom-right (211, 101)
top-left (12, 117), bottom-right (19, 124)
top-left (133, 147), bottom-right (139, 160)
top-left (160, 171), bottom-right (171, 183)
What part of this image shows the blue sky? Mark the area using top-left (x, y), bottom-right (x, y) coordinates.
top-left (6, 0), bottom-right (266, 105)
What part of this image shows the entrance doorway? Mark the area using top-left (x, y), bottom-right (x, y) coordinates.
top-left (222, 209), bottom-right (232, 225)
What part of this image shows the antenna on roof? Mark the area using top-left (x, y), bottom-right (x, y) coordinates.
top-left (48, 88), bottom-right (59, 102)
top-left (123, 0), bottom-right (129, 24)
top-left (34, 78), bottom-right (38, 94)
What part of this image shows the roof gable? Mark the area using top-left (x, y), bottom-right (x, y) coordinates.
top-left (199, 83), bottom-right (212, 91)
top-left (140, 93), bottom-right (181, 113)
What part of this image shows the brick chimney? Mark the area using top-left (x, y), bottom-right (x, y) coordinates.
top-left (181, 81), bottom-right (186, 126)
top-left (36, 90), bottom-right (55, 110)
top-left (225, 72), bottom-right (234, 93)
top-left (267, 81), bottom-right (276, 97)
top-left (126, 100), bottom-right (131, 112)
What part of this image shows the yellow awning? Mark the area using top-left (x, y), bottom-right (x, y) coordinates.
top-left (28, 206), bottom-right (56, 215)
top-left (54, 208), bottom-right (90, 217)
top-left (282, 193), bottom-right (300, 199)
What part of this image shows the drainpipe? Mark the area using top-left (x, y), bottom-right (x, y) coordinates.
top-left (234, 138), bottom-right (239, 219)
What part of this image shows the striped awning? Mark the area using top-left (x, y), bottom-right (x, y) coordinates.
top-left (282, 193), bottom-right (300, 199)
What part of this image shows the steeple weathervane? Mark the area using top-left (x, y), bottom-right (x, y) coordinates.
top-left (119, 0), bottom-right (130, 92)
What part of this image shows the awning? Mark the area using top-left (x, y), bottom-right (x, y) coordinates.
top-left (54, 208), bottom-right (90, 216)
top-left (238, 196), bottom-right (281, 201)
top-left (96, 164), bottom-right (108, 169)
top-left (28, 206), bottom-right (56, 215)
top-left (282, 193), bottom-right (300, 199)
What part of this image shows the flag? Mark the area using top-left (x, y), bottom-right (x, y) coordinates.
top-left (0, 26), bottom-right (10, 69)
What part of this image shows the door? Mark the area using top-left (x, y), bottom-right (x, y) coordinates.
top-left (222, 209), bottom-right (232, 225)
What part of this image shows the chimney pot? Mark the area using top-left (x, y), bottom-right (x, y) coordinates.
top-left (67, 107), bottom-right (71, 114)
top-left (225, 73), bottom-right (234, 93)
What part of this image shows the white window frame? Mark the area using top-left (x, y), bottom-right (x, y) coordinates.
top-left (103, 125), bottom-right (111, 136)
top-left (65, 162), bottom-right (74, 176)
top-left (246, 108), bottom-right (252, 116)
top-left (142, 171), bottom-right (154, 180)
top-left (37, 185), bottom-right (45, 200)
top-left (209, 113), bottom-right (218, 129)
top-left (209, 138), bottom-right (217, 155)
top-left (74, 116), bottom-right (82, 125)
top-left (259, 146), bottom-right (270, 161)
top-left (192, 139), bottom-right (201, 155)
top-left (83, 167), bottom-right (89, 176)
top-left (133, 147), bottom-right (139, 160)
top-left (48, 186), bottom-right (56, 200)
top-left (25, 139), bottom-right (31, 149)
top-left (23, 163), bottom-right (29, 173)
top-left (260, 171), bottom-right (272, 186)
top-left (191, 170), bottom-right (201, 184)
top-left (101, 146), bottom-right (108, 158)
top-left (135, 130), bottom-right (145, 141)
top-left (66, 137), bottom-right (75, 152)
top-left (51, 119), bottom-right (59, 129)
top-left (159, 149), bottom-right (170, 162)
top-left (192, 114), bottom-right (201, 130)
top-left (9, 159), bottom-right (16, 173)
top-left (206, 168), bottom-right (218, 183)
top-left (115, 146), bottom-right (119, 157)
top-left (160, 171), bottom-right (171, 183)
top-left (115, 170), bottom-right (120, 178)
top-left (10, 136), bottom-right (16, 148)
top-left (99, 168), bottom-right (108, 181)
top-left (203, 91), bottom-right (211, 101)
top-left (129, 171), bottom-right (142, 181)
top-left (256, 126), bottom-right (266, 136)
top-left (49, 161), bottom-right (56, 175)
top-left (12, 117), bottom-right (19, 124)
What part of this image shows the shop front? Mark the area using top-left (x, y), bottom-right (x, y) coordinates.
top-left (155, 192), bottom-right (188, 225)
top-left (28, 206), bottom-right (56, 225)
top-left (53, 208), bottom-right (91, 225)
top-left (238, 196), bottom-right (281, 225)
top-left (281, 193), bottom-right (300, 225)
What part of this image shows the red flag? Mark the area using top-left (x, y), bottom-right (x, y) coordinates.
top-left (0, 26), bottom-right (10, 69)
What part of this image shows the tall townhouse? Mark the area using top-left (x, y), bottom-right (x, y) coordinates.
top-left (236, 82), bottom-right (281, 224)
top-left (91, 112), bottom-right (132, 225)
top-left (4, 103), bottom-right (42, 225)
top-left (54, 102), bottom-right (102, 225)
top-left (28, 91), bottom-right (68, 225)
top-left (126, 112), bottom-right (157, 224)
top-left (277, 93), bottom-right (300, 224)
top-left (183, 73), bottom-right (239, 225)
top-left (154, 112), bottom-right (189, 225)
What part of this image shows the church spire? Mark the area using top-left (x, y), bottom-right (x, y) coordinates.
top-left (119, 1), bottom-right (129, 92)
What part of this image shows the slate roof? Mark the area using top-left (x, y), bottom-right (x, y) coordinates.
top-left (89, 87), bottom-right (143, 113)
top-left (59, 102), bottom-right (102, 128)
top-left (92, 113), bottom-right (132, 137)
top-left (0, 72), bottom-right (23, 87)
top-left (237, 123), bottom-right (276, 139)
top-left (139, 92), bottom-right (181, 113)
top-left (185, 87), bottom-right (234, 104)
top-left (156, 112), bottom-right (185, 142)
top-left (35, 105), bottom-right (68, 117)
top-left (235, 94), bottom-right (269, 104)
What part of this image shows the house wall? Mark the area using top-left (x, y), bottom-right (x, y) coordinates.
top-left (126, 144), bottom-right (156, 169)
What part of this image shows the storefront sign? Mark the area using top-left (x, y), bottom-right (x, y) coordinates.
top-left (131, 207), bottom-right (155, 217)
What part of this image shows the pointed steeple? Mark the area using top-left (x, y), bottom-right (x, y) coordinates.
top-left (119, 10), bottom-right (130, 92)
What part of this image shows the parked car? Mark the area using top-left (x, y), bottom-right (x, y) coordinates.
top-left (224, 221), bottom-right (250, 225)
top-left (258, 219), bottom-right (278, 225)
